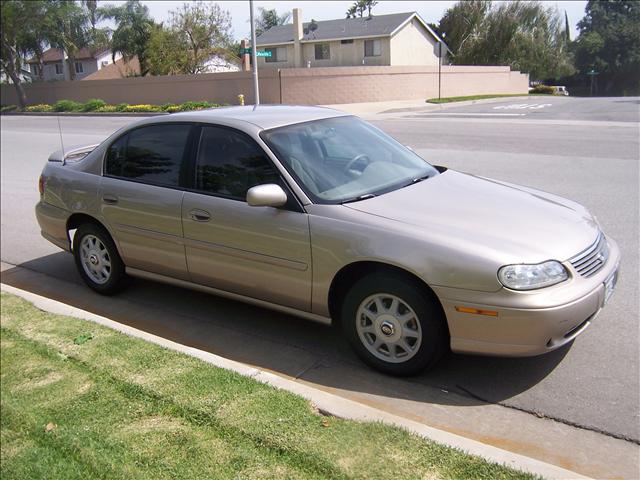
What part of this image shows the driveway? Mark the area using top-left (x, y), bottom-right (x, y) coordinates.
top-left (1, 97), bottom-right (638, 477)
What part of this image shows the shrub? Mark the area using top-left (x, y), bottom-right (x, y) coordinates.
top-left (530, 84), bottom-right (555, 94)
top-left (1, 104), bottom-right (18, 112)
top-left (81, 98), bottom-right (107, 111)
top-left (53, 100), bottom-right (83, 112)
top-left (25, 104), bottom-right (53, 112)
top-left (96, 105), bottom-right (118, 112)
top-left (161, 103), bottom-right (181, 113)
top-left (123, 104), bottom-right (161, 112)
top-left (178, 101), bottom-right (218, 112)
top-left (115, 103), bottom-right (129, 112)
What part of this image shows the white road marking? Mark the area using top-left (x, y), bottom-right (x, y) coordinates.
top-left (493, 103), bottom-right (552, 110)
top-left (420, 112), bottom-right (526, 116)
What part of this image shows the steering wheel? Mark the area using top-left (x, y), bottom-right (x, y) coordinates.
top-left (344, 153), bottom-right (371, 174)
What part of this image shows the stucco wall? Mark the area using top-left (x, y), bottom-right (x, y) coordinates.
top-left (1, 70), bottom-right (282, 106)
top-left (1, 65), bottom-right (528, 107)
top-left (390, 19), bottom-right (441, 66)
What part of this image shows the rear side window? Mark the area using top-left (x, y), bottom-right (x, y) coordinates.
top-left (105, 124), bottom-right (191, 187)
top-left (195, 126), bottom-right (280, 200)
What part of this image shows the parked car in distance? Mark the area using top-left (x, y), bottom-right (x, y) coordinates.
top-left (553, 85), bottom-right (570, 96)
top-left (36, 106), bottom-right (619, 375)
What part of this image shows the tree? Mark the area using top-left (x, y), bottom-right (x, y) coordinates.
top-left (99, 0), bottom-right (155, 76)
top-left (0, 0), bottom-right (47, 109)
top-left (255, 7), bottom-right (290, 37)
top-left (574, 1), bottom-right (640, 95)
top-left (44, 0), bottom-right (92, 81)
top-left (345, 5), bottom-right (357, 19)
top-left (346, 1), bottom-right (377, 18)
top-left (147, 1), bottom-right (233, 75)
top-left (437, 0), bottom-right (573, 80)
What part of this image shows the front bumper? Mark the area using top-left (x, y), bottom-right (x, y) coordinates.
top-left (434, 237), bottom-right (621, 357)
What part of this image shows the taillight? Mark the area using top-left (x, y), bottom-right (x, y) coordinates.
top-left (38, 175), bottom-right (46, 195)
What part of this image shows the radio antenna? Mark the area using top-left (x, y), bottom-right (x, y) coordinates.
top-left (56, 115), bottom-right (66, 165)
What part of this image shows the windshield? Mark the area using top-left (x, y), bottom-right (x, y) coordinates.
top-left (261, 116), bottom-right (438, 204)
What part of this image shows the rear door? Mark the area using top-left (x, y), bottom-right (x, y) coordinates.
top-left (100, 123), bottom-right (194, 280)
top-left (182, 125), bottom-right (312, 311)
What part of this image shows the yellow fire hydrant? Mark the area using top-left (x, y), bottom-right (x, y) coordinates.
top-left (238, 94), bottom-right (245, 106)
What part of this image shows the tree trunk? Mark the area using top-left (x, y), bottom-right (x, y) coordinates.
top-left (6, 67), bottom-right (28, 110)
top-left (67, 51), bottom-right (77, 81)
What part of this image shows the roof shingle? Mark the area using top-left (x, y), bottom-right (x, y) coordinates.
top-left (257, 12), bottom-right (417, 45)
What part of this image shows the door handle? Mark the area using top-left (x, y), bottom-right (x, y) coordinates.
top-left (189, 209), bottom-right (211, 222)
top-left (102, 195), bottom-right (118, 205)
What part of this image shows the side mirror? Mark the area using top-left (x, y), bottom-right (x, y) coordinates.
top-left (246, 184), bottom-right (287, 207)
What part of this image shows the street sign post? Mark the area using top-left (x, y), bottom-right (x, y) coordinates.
top-left (587, 68), bottom-right (599, 97)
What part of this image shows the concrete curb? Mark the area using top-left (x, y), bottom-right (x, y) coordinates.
top-left (1, 283), bottom-right (590, 480)
top-left (379, 95), bottom-right (537, 115)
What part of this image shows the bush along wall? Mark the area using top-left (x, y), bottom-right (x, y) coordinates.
top-left (13, 99), bottom-right (225, 113)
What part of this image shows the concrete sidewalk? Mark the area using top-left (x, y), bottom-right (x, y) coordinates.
top-left (2, 261), bottom-right (638, 479)
top-left (322, 96), bottom-right (533, 117)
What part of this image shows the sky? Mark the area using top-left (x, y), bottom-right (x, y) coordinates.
top-left (126, 0), bottom-right (589, 41)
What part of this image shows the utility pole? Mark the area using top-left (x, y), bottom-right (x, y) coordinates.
top-left (249, 0), bottom-right (260, 105)
top-left (438, 41), bottom-right (442, 100)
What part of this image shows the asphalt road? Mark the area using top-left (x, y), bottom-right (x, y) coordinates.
top-left (1, 97), bottom-right (638, 446)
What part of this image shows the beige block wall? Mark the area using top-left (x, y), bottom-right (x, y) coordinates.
top-left (280, 65), bottom-right (529, 105)
top-left (1, 65), bottom-right (528, 108)
top-left (1, 70), bottom-right (281, 106)
top-left (390, 19), bottom-right (440, 66)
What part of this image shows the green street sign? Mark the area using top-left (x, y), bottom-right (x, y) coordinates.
top-left (241, 48), bottom-right (252, 55)
top-left (587, 69), bottom-right (599, 76)
top-left (256, 50), bottom-right (272, 58)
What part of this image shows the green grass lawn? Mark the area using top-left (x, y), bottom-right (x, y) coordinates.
top-left (0, 292), bottom-right (537, 480)
top-left (425, 94), bottom-right (549, 104)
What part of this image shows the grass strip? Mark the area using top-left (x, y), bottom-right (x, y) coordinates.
top-left (1, 292), bottom-right (538, 479)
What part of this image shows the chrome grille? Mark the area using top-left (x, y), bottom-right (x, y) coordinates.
top-left (570, 233), bottom-right (608, 278)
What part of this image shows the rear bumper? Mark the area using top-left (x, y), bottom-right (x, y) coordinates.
top-left (36, 201), bottom-right (70, 251)
top-left (435, 238), bottom-right (621, 357)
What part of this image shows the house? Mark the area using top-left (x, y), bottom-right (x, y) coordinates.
top-left (81, 55), bottom-right (239, 80)
top-left (255, 10), bottom-right (450, 68)
top-left (28, 48), bottom-right (122, 81)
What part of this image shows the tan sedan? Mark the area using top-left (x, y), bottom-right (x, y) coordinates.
top-left (36, 106), bottom-right (620, 375)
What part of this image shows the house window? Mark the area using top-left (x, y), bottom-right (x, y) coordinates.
top-left (55, 63), bottom-right (64, 75)
top-left (101, 60), bottom-right (109, 67)
top-left (265, 47), bottom-right (287, 63)
top-left (315, 43), bottom-right (330, 60)
top-left (31, 64), bottom-right (42, 76)
top-left (75, 61), bottom-right (84, 74)
top-left (340, 39), bottom-right (354, 44)
top-left (364, 39), bottom-right (381, 57)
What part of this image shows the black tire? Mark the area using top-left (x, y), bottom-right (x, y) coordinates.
top-left (341, 272), bottom-right (447, 376)
top-left (73, 222), bottom-right (128, 295)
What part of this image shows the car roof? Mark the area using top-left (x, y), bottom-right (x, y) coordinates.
top-left (167, 105), bottom-right (350, 130)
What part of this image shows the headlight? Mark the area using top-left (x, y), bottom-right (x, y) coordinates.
top-left (498, 261), bottom-right (568, 290)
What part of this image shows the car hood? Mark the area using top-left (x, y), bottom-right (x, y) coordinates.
top-left (344, 170), bottom-right (599, 263)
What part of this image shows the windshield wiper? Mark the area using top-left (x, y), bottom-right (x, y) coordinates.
top-left (341, 193), bottom-right (376, 204)
top-left (399, 174), bottom-right (431, 189)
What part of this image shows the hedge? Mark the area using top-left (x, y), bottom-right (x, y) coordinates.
top-left (13, 99), bottom-right (224, 113)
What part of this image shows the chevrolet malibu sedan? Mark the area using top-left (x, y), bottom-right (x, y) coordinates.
top-left (36, 106), bottom-right (620, 375)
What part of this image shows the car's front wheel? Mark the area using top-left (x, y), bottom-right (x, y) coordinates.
top-left (73, 223), bottom-right (127, 295)
top-left (341, 272), bottom-right (447, 376)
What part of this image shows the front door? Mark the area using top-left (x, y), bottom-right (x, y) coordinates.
top-left (182, 125), bottom-right (312, 311)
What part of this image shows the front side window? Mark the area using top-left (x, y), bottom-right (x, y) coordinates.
top-left (55, 63), bottom-right (64, 75)
top-left (315, 43), bottom-right (330, 60)
top-left (195, 126), bottom-right (280, 200)
top-left (105, 124), bottom-right (191, 187)
top-left (364, 39), bottom-right (381, 57)
top-left (75, 61), bottom-right (84, 73)
top-left (262, 116), bottom-right (438, 204)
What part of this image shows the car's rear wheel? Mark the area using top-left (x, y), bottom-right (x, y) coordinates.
top-left (341, 272), bottom-right (447, 376)
top-left (73, 223), bottom-right (127, 295)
